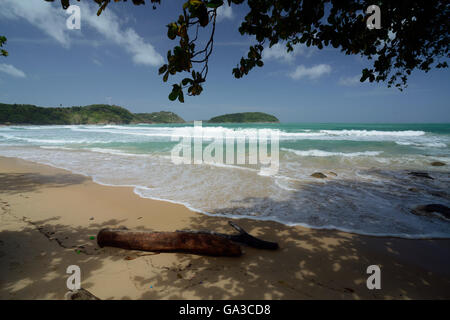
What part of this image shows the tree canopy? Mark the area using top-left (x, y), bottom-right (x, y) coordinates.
top-left (209, 112), bottom-right (279, 123)
top-left (6, 1), bottom-right (450, 102)
top-left (0, 36), bottom-right (8, 57)
top-left (0, 103), bottom-right (185, 124)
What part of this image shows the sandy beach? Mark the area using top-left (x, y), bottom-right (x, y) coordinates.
top-left (0, 156), bottom-right (449, 300)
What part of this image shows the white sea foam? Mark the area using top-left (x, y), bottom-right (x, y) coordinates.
top-left (87, 148), bottom-right (150, 158)
top-left (274, 178), bottom-right (298, 191)
top-left (40, 146), bottom-right (75, 151)
top-left (282, 148), bottom-right (383, 157)
top-left (319, 129), bottom-right (425, 137)
top-left (69, 126), bottom-right (428, 141)
top-left (0, 133), bottom-right (109, 144)
top-left (0, 125), bottom-right (73, 130)
top-left (396, 141), bottom-right (447, 148)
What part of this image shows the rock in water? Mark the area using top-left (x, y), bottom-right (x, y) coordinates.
top-left (411, 204), bottom-right (450, 220)
top-left (431, 161), bottom-right (446, 167)
top-left (311, 172), bottom-right (327, 179)
top-left (328, 172), bottom-right (338, 177)
top-left (408, 172), bottom-right (434, 180)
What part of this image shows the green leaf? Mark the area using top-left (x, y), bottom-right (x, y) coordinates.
top-left (169, 89), bottom-right (179, 101)
top-left (61, 0), bottom-right (70, 10)
top-left (167, 23), bottom-right (178, 40)
top-left (206, 0), bottom-right (224, 9)
top-left (198, 4), bottom-right (209, 27)
top-left (361, 69), bottom-right (370, 82)
top-left (182, 78), bottom-right (192, 86)
top-left (189, 0), bottom-right (203, 6)
top-left (178, 90), bottom-right (185, 103)
top-left (158, 64), bottom-right (168, 75)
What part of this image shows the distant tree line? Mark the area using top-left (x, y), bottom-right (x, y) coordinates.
top-left (0, 103), bottom-right (185, 124)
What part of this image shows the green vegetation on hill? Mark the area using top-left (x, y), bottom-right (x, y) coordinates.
top-left (0, 103), bottom-right (185, 125)
top-left (208, 112), bottom-right (279, 123)
top-left (133, 111), bottom-right (185, 124)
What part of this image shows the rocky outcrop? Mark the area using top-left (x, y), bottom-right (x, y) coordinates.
top-left (311, 172), bottom-right (327, 179)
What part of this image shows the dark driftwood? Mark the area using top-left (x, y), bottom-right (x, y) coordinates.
top-left (178, 221), bottom-right (279, 250)
top-left (97, 228), bottom-right (243, 257)
top-left (97, 221), bottom-right (278, 257)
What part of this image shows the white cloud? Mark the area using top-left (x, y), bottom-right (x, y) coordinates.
top-left (338, 75), bottom-right (362, 86)
top-left (289, 64), bottom-right (332, 80)
top-left (0, 0), bottom-right (70, 47)
top-left (80, 5), bottom-right (164, 66)
top-left (0, 64), bottom-right (27, 78)
top-left (92, 58), bottom-right (103, 66)
top-left (262, 43), bottom-right (313, 64)
top-left (0, 0), bottom-right (163, 67)
top-left (216, 3), bottom-right (233, 22)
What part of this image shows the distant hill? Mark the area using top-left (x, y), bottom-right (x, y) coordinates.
top-left (0, 103), bottom-right (185, 125)
top-left (208, 112), bottom-right (279, 123)
top-left (133, 111), bottom-right (185, 124)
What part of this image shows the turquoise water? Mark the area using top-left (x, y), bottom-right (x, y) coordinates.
top-left (0, 123), bottom-right (449, 238)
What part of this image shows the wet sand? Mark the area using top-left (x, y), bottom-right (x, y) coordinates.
top-left (0, 156), bottom-right (449, 299)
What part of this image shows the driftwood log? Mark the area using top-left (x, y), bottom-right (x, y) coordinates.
top-left (97, 221), bottom-right (278, 257)
top-left (65, 288), bottom-right (101, 300)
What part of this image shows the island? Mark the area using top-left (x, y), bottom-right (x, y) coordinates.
top-left (0, 103), bottom-right (185, 125)
top-left (208, 112), bottom-right (279, 123)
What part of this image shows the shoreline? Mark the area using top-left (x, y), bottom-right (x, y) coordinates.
top-left (1, 156), bottom-right (449, 299)
top-left (2, 155), bottom-right (448, 241)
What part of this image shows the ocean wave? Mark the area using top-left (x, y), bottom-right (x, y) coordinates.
top-left (0, 133), bottom-right (116, 145)
top-left (319, 129), bottom-right (425, 137)
top-left (0, 125), bottom-right (73, 131)
top-left (0, 133), bottom-right (118, 145)
top-left (282, 148), bottom-right (383, 157)
top-left (40, 146), bottom-right (76, 151)
top-left (86, 148), bottom-right (151, 158)
top-left (396, 141), bottom-right (447, 148)
top-left (0, 134), bottom-right (83, 144)
top-left (164, 155), bottom-right (260, 173)
top-left (69, 126), bottom-right (428, 141)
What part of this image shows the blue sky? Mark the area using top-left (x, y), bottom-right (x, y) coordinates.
top-left (0, 0), bottom-right (449, 123)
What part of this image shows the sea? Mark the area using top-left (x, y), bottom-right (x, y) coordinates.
top-left (0, 122), bottom-right (449, 239)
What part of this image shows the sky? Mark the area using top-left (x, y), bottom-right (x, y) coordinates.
top-left (0, 0), bottom-right (449, 123)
